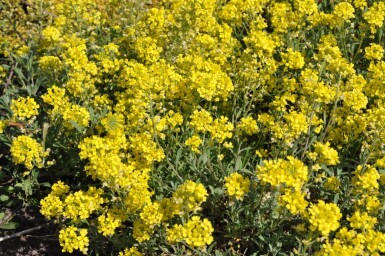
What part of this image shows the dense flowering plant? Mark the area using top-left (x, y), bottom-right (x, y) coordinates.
top-left (1, 0), bottom-right (385, 255)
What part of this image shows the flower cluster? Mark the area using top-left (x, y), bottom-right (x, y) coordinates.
top-left (224, 173), bottom-right (250, 200)
top-left (59, 226), bottom-right (89, 254)
top-left (97, 210), bottom-right (125, 237)
top-left (166, 216), bottom-right (214, 247)
top-left (305, 200), bottom-right (342, 237)
top-left (10, 135), bottom-right (47, 170)
top-left (40, 185), bottom-right (105, 222)
top-left (256, 156), bottom-right (308, 190)
top-left (314, 142), bottom-right (340, 166)
top-left (118, 247), bottom-right (143, 256)
top-left (10, 97), bottom-right (39, 120)
top-left (171, 180), bottom-right (208, 214)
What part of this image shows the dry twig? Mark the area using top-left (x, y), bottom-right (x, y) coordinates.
top-left (0, 223), bottom-right (49, 242)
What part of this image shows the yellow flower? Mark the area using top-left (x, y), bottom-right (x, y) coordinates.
top-left (63, 187), bottom-right (105, 221)
top-left (118, 247), bottom-right (143, 256)
top-left (182, 216), bottom-right (214, 247)
top-left (159, 198), bottom-right (180, 221)
top-left (135, 36), bottom-right (162, 63)
top-left (352, 165), bottom-right (380, 191)
top-left (185, 135), bottom-right (202, 153)
top-left (209, 116), bottom-right (234, 143)
top-left (305, 200), bottom-right (342, 237)
top-left (10, 97), bottom-right (39, 120)
top-left (365, 43), bottom-right (384, 60)
top-left (281, 48), bottom-right (305, 70)
top-left (0, 120), bottom-right (5, 134)
top-left (278, 189), bottom-right (308, 215)
top-left (140, 202), bottom-right (163, 227)
top-left (59, 226), bottom-right (89, 254)
top-left (314, 142), bottom-right (340, 166)
top-left (172, 180), bottom-right (208, 214)
top-left (97, 210), bottom-right (124, 237)
top-left (190, 109), bottom-right (213, 133)
top-left (10, 135), bottom-right (47, 170)
top-left (42, 26), bottom-right (62, 43)
top-left (224, 173), bottom-right (250, 200)
top-left (51, 181), bottom-right (70, 196)
top-left (364, 2), bottom-right (385, 34)
top-left (40, 194), bottom-right (64, 219)
top-left (15, 45), bottom-right (29, 56)
top-left (323, 177), bottom-right (340, 192)
top-left (38, 56), bottom-right (63, 71)
top-left (331, 2), bottom-right (355, 27)
top-left (256, 156), bottom-right (308, 190)
top-left (255, 149), bottom-right (269, 158)
top-left (347, 211), bottom-right (377, 230)
top-left (132, 219), bottom-right (154, 242)
top-left (129, 132), bottom-right (165, 164)
top-left (166, 216), bottom-right (214, 247)
top-left (100, 112), bottom-right (125, 137)
top-left (238, 116), bottom-right (259, 135)
top-left (62, 104), bottom-right (90, 129)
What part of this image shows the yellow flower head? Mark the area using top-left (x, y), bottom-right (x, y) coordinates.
top-left (166, 216), bottom-right (214, 247)
top-left (10, 135), bottom-right (46, 170)
top-left (314, 142), bottom-right (340, 166)
top-left (51, 181), bottom-right (70, 197)
top-left (0, 120), bottom-right (5, 134)
top-left (352, 165), bottom-right (380, 191)
top-left (118, 247), bottom-right (143, 256)
top-left (172, 180), bottom-right (208, 214)
top-left (256, 156), bottom-right (308, 190)
top-left (97, 210), bottom-right (124, 237)
top-left (281, 48), bottom-right (305, 70)
top-left (278, 189), bottom-right (308, 215)
top-left (59, 226), bottom-right (89, 254)
top-left (185, 135), bottom-right (202, 153)
top-left (40, 194), bottom-right (64, 219)
top-left (347, 211), bottom-right (377, 230)
top-left (140, 202), bottom-right (163, 227)
top-left (10, 97), bottom-right (39, 120)
top-left (305, 200), bottom-right (342, 237)
top-left (63, 187), bottom-right (105, 221)
top-left (238, 116), bottom-right (259, 135)
top-left (365, 43), bottom-right (384, 61)
top-left (323, 177), bottom-right (341, 192)
top-left (224, 173), bottom-right (250, 200)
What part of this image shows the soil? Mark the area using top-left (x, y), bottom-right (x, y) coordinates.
top-left (0, 206), bottom-right (78, 256)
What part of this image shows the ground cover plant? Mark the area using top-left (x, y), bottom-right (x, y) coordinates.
top-left (1, 0), bottom-right (385, 255)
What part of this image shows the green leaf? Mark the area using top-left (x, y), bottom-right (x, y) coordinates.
top-left (321, 163), bottom-right (333, 176)
top-left (31, 169), bottom-right (39, 180)
top-left (13, 67), bottom-right (26, 81)
top-left (214, 250), bottom-right (223, 256)
top-left (333, 193), bottom-right (340, 204)
top-left (240, 168), bottom-right (254, 176)
top-left (208, 185), bottom-right (214, 194)
top-left (213, 188), bottom-right (223, 195)
top-left (69, 120), bottom-right (85, 133)
top-left (0, 212), bottom-right (5, 219)
top-left (0, 195), bottom-right (9, 202)
top-left (200, 153), bottom-right (209, 165)
top-left (235, 157), bottom-right (243, 171)
top-left (175, 147), bottom-right (183, 164)
top-left (88, 107), bottom-right (96, 125)
top-left (39, 182), bottom-right (51, 187)
top-left (0, 222), bottom-right (18, 230)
